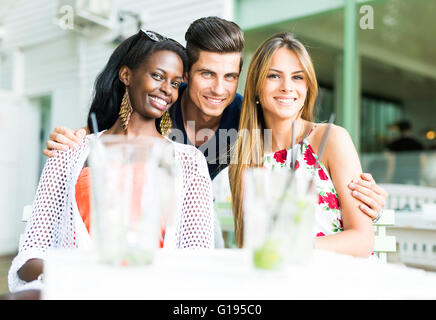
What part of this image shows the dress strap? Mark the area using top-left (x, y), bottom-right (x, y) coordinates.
top-left (303, 124), bottom-right (318, 141)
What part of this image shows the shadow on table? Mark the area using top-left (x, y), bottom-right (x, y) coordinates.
top-left (0, 289), bottom-right (41, 300)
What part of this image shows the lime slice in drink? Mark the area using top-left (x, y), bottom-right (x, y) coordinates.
top-left (294, 198), bottom-right (312, 224)
top-left (253, 239), bottom-right (282, 270)
top-left (122, 249), bottom-right (153, 266)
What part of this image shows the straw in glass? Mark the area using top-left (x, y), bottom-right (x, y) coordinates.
top-left (90, 112), bottom-right (99, 134)
top-left (291, 120), bottom-right (296, 170)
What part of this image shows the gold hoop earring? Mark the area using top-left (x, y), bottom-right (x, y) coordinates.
top-left (119, 87), bottom-right (133, 132)
top-left (160, 110), bottom-right (172, 137)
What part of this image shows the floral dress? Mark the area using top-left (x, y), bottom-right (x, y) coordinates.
top-left (263, 126), bottom-right (343, 237)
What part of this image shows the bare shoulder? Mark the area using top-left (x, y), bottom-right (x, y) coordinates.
top-left (309, 123), bottom-right (358, 174)
top-left (314, 123), bottom-right (349, 138)
top-left (309, 123), bottom-right (352, 153)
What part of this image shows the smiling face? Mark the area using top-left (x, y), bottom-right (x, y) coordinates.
top-left (260, 47), bottom-right (308, 122)
top-left (185, 50), bottom-right (241, 118)
top-left (123, 50), bottom-right (184, 119)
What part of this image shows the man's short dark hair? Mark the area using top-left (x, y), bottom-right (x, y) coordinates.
top-left (185, 16), bottom-right (244, 71)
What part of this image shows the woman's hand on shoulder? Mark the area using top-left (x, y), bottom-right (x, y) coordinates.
top-left (43, 127), bottom-right (87, 157)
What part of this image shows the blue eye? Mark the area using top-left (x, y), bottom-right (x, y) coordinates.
top-left (293, 75), bottom-right (304, 80)
top-left (267, 73), bottom-right (279, 79)
top-left (225, 74), bottom-right (238, 81)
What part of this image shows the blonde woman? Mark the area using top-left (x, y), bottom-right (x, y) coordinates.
top-left (230, 33), bottom-right (385, 257)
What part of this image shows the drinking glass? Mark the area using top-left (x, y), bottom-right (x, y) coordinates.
top-left (88, 135), bottom-right (177, 266)
top-left (243, 167), bottom-right (316, 269)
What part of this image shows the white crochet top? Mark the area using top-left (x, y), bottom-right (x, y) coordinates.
top-left (8, 133), bottom-right (215, 293)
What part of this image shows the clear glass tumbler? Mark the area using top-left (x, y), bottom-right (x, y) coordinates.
top-left (243, 167), bottom-right (316, 269)
top-left (88, 135), bottom-right (177, 266)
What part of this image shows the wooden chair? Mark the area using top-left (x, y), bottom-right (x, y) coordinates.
top-left (19, 205), bottom-right (32, 248)
top-left (212, 167), bottom-right (237, 247)
top-left (373, 209), bottom-right (396, 263)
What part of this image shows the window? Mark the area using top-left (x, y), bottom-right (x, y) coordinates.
top-left (360, 95), bottom-right (403, 153)
top-left (314, 85), bottom-right (403, 153)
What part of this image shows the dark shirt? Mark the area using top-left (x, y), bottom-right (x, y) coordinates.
top-left (387, 137), bottom-right (424, 152)
top-left (387, 137), bottom-right (424, 184)
top-left (156, 83), bottom-right (242, 180)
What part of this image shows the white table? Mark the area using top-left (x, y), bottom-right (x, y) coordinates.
top-left (42, 248), bottom-right (436, 300)
top-left (388, 209), bottom-right (436, 269)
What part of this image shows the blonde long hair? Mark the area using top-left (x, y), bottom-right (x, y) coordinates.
top-left (229, 32), bottom-right (319, 247)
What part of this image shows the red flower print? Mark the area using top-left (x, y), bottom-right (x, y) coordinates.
top-left (316, 232), bottom-right (326, 237)
top-left (336, 218), bottom-right (343, 229)
top-left (318, 169), bottom-right (328, 180)
top-left (332, 217), bottom-right (344, 232)
top-left (274, 149), bottom-right (287, 164)
top-left (304, 146), bottom-right (316, 166)
top-left (325, 192), bottom-right (340, 210)
top-left (307, 144), bottom-right (316, 155)
top-left (294, 160), bottom-right (300, 170)
top-left (318, 194), bottom-right (325, 205)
